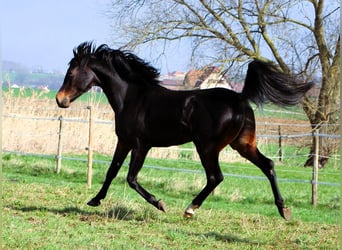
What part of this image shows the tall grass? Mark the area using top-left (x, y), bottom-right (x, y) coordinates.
top-left (2, 91), bottom-right (339, 182)
top-left (3, 89), bottom-right (327, 165)
top-left (2, 89), bottom-right (116, 156)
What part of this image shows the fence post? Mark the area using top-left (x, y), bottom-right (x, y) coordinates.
top-left (87, 106), bottom-right (94, 188)
top-left (56, 116), bottom-right (63, 174)
top-left (278, 125), bottom-right (282, 162)
top-left (311, 129), bottom-right (319, 205)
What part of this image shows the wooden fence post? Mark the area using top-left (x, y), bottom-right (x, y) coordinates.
top-left (278, 125), bottom-right (283, 162)
top-left (56, 116), bottom-right (63, 174)
top-left (311, 129), bottom-right (319, 205)
top-left (87, 106), bottom-right (94, 188)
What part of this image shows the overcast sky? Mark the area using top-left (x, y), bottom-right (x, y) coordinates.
top-left (1, 0), bottom-right (189, 74)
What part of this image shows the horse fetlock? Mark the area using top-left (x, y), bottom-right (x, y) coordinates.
top-left (275, 198), bottom-right (285, 207)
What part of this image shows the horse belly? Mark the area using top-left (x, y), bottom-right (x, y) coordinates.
top-left (144, 117), bottom-right (191, 146)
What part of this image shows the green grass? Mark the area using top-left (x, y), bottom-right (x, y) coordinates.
top-left (2, 153), bottom-right (340, 249)
top-left (253, 103), bottom-right (308, 120)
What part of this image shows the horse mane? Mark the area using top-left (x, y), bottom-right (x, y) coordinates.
top-left (73, 42), bottom-right (161, 85)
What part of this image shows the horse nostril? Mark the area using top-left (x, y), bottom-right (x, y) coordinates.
top-left (56, 95), bottom-right (70, 108)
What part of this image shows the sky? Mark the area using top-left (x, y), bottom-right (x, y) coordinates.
top-left (1, 0), bottom-right (189, 74)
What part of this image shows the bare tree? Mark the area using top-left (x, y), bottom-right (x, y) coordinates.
top-left (108, 0), bottom-right (340, 167)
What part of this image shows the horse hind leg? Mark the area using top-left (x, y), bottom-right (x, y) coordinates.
top-left (231, 133), bottom-right (291, 220)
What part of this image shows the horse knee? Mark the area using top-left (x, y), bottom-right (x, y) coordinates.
top-left (208, 174), bottom-right (224, 187)
top-left (217, 173), bottom-right (224, 184)
top-left (127, 176), bottom-right (138, 189)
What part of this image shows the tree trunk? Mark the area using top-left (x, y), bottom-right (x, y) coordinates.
top-left (303, 48), bottom-right (340, 168)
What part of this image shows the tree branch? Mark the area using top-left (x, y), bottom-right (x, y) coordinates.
top-left (256, 0), bottom-right (289, 72)
top-left (198, 0), bottom-right (255, 57)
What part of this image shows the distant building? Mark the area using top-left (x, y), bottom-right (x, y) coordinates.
top-left (160, 71), bottom-right (186, 90)
top-left (10, 84), bottom-right (20, 89)
top-left (168, 71), bottom-right (186, 79)
top-left (229, 81), bottom-right (244, 93)
top-left (183, 66), bottom-right (232, 90)
top-left (159, 67), bottom-right (320, 98)
top-left (38, 85), bottom-right (50, 93)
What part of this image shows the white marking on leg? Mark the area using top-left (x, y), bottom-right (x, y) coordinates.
top-left (184, 203), bottom-right (199, 217)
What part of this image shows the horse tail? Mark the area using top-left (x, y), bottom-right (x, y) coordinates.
top-left (241, 60), bottom-right (313, 107)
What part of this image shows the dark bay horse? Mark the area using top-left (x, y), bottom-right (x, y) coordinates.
top-left (56, 42), bottom-right (313, 220)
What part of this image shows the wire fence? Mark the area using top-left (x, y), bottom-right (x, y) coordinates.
top-left (2, 148), bottom-right (340, 187)
top-left (2, 104), bottom-right (340, 205)
top-left (2, 112), bottom-right (340, 162)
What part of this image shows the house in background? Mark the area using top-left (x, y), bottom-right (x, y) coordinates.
top-left (183, 66), bottom-right (232, 90)
top-left (160, 66), bottom-right (245, 92)
top-left (160, 66), bottom-right (318, 96)
top-left (160, 71), bottom-right (186, 90)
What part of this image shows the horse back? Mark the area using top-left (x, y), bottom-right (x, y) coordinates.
top-left (117, 86), bottom-right (249, 148)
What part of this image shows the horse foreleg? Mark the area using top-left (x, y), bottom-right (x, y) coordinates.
top-left (184, 150), bottom-right (223, 218)
top-left (87, 141), bottom-right (130, 207)
top-left (127, 146), bottom-right (166, 212)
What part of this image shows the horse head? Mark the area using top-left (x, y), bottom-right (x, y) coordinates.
top-left (56, 43), bottom-right (99, 108)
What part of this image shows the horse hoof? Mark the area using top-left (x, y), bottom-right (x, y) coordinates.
top-left (184, 203), bottom-right (198, 218)
top-left (282, 207), bottom-right (291, 221)
top-left (183, 212), bottom-right (194, 218)
top-left (87, 199), bottom-right (101, 207)
top-left (157, 199), bottom-right (167, 212)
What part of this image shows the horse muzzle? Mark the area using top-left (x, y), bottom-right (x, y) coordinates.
top-left (56, 92), bottom-right (71, 108)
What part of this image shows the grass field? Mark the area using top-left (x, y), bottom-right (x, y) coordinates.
top-left (2, 153), bottom-right (340, 249)
top-left (2, 87), bottom-right (340, 249)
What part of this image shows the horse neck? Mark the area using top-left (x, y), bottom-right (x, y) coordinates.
top-left (93, 66), bottom-right (129, 114)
